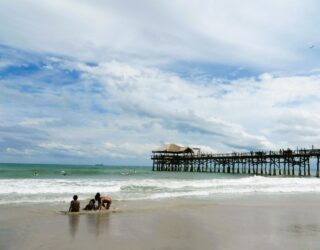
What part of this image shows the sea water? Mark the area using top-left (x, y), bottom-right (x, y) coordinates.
top-left (1, 163), bottom-right (320, 205)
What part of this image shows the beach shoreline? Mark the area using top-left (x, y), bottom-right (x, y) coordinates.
top-left (1, 195), bottom-right (320, 250)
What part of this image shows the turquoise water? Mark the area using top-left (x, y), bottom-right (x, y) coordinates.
top-left (1, 163), bottom-right (320, 205)
top-left (0, 163), bottom-right (149, 179)
top-left (0, 163), bottom-right (237, 180)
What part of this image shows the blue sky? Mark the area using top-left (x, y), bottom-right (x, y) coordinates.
top-left (1, 0), bottom-right (320, 165)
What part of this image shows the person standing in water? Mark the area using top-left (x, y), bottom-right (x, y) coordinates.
top-left (69, 195), bottom-right (80, 212)
top-left (95, 193), bottom-right (112, 210)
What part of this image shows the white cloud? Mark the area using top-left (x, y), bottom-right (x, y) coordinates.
top-left (19, 118), bottom-right (60, 127)
top-left (103, 142), bottom-right (159, 156)
top-left (6, 147), bottom-right (34, 155)
top-left (1, 1), bottom-right (320, 164)
top-left (0, 0), bottom-right (319, 69)
top-left (2, 55), bottom-right (320, 163)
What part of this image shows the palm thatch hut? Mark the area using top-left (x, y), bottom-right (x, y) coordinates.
top-left (152, 143), bottom-right (194, 154)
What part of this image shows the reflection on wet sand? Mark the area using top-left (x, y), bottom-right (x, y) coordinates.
top-left (290, 224), bottom-right (320, 233)
top-left (68, 214), bottom-right (80, 237)
top-left (86, 213), bottom-right (111, 236)
top-left (68, 213), bottom-right (111, 237)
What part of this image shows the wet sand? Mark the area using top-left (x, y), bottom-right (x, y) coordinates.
top-left (1, 196), bottom-right (320, 250)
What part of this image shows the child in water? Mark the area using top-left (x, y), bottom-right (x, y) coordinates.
top-left (95, 193), bottom-right (112, 210)
top-left (69, 195), bottom-right (80, 212)
top-left (83, 199), bottom-right (96, 210)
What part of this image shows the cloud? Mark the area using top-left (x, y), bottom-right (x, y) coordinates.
top-left (1, 1), bottom-right (320, 164)
top-left (1, 1), bottom-right (320, 70)
top-left (1, 44), bottom-right (320, 165)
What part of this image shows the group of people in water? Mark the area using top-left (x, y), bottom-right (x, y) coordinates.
top-left (69, 193), bottom-right (112, 212)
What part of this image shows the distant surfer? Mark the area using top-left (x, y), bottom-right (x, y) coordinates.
top-left (60, 170), bottom-right (67, 176)
top-left (120, 171), bottom-right (130, 176)
top-left (95, 193), bottom-right (112, 210)
top-left (120, 169), bottom-right (136, 175)
top-left (69, 195), bottom-right (80, 212)
top-left (33, 171), bottom-right (39, 176)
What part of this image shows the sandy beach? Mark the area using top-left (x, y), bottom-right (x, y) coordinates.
top-left (1, 195), bottom-right (320, 250)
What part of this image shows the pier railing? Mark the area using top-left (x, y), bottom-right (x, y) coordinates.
top-left (151, 148), bottom-right (320, 177)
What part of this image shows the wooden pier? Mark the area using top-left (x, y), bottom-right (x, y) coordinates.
top-left (151, 144), bottom-right (320, 177)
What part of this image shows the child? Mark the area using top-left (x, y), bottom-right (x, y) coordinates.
top-left (95, 193), bottom-right (112, 210)
top-left (83, 199), bottom-right (96, 210)
top-left (69, 195), bottom-right (80, 212)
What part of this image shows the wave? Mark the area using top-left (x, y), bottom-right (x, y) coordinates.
top-left (0, 176), bottom-right (320, 204)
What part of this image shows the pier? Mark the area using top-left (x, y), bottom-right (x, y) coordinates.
top-left (151, 144), bottom-right (320, 177)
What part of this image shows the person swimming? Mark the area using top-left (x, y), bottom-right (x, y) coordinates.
top-left (95, 193), bottom-right (112, 210)
top-left (60, 171), bottom-right (67, 176)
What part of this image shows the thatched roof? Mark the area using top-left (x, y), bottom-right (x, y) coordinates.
top-left (152, 144), bottom-right (194, 154)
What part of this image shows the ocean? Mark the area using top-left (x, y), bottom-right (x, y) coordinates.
top-left (1, 163), bottom-right (320, 205)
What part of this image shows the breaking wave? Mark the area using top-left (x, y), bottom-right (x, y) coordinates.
top-left (1, 176), bottom-right (320, 204)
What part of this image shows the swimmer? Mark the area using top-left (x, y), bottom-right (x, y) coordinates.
top-left (60, 171), bottom-right (67, 176)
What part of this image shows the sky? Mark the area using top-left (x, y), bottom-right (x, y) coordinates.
top-left (1, 0), bottom-right (320, 165)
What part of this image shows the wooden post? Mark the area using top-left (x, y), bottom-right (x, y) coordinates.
top-left (269, 158), bottom-right (272, 176)
top-left (241, 159), bottom-right (244, 174)
top-left (232, 159), bottom-right (235, 174)
top-left (237, 160), bottom-right (240, 174)
top-left (253, 158), bottom-right (257, 175)
top-left (292, 158), bottom-right (295, 176)
top-left (284, 159), bottom-right (287, 176)
top-left (278, 158), bottom-right (282, 175)
top-left (252, 158), bottom-right (256, 175)
top-left (299, 157), bottom-right (302, 176)
top-left (304, 157), bottom-right (306, 176)
top-left (317, 156), bottom-right (320, 178)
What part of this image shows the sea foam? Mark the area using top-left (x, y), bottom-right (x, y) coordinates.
top-left (1, 176), bottom-right (320, 204)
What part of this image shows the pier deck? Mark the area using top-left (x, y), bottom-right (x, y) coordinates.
top-left (151, 148), bottom-right (320, 177)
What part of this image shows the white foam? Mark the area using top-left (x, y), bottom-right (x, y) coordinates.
top-left (1, 176), bottom-right (320, 204)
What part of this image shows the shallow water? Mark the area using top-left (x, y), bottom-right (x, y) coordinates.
top-left (1, 163), bottom-right (320, 205)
